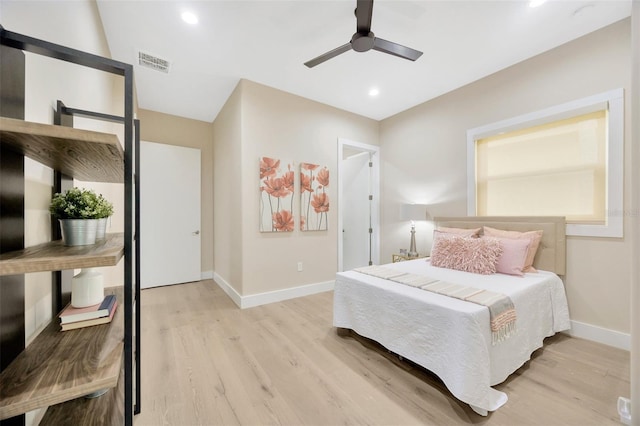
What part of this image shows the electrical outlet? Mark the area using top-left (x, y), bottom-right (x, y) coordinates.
top-left (297, 261), bottom-right (303, 272)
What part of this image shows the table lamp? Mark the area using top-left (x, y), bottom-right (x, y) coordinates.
top-left (400, 203), bottom-right (428, 258)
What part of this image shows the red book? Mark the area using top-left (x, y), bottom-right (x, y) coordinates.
top-left (61, 301), bottom-right (118, 331)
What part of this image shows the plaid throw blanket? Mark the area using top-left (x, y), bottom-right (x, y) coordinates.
top-left (354, 265), bottom-right (517, 344)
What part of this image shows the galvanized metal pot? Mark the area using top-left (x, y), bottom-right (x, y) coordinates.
top-left (96, 217), bottom-right (108, 239)
top-left (59, 218), bottom-right (98, 246)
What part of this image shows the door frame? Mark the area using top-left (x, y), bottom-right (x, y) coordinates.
top-left (337, 138), bottom-right (380, 272)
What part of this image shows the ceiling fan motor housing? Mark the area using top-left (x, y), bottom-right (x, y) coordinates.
top-left (351, 32), bottom-right (375, 52)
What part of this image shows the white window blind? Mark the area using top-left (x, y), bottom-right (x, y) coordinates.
top-left (467, 88), bottom-right (623, 238)
top-left (476, 110), bottom-right (607, 224)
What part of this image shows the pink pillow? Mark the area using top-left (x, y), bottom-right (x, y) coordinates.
top-left (491, 237), bottom-right (531, 276)
top-left (483, 226), bottom-right (543, 273)
top-left (436, 226), bottom-right (481, 237)
top-left (431, 233), bottom-right (502, 275)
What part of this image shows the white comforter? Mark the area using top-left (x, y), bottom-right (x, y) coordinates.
top-left (333, 258), bottom-right (570, 414)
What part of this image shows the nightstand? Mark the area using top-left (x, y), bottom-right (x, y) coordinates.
top-left (392, 254), bottom-right (428, 263)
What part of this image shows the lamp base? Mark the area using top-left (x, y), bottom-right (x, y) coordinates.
top-left (408, 224), bottom-right (418, 258)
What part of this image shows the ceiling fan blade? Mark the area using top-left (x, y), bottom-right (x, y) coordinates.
top-left (304, 43), bottom-right (352, 68)
top-left (372, 37), bottom-right (423, 61)
top-left (355, 0), bottom-right (374, 33)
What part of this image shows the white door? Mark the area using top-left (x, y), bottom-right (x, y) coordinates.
top-left (342, 152), bottom-right (372, 271)
top-left (140, 141), bottom-right (201, 288)
top-left (338, 139), bottom-right (380, 272)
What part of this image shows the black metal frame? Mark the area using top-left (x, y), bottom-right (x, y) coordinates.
top-left (0, 25), bottom-right (140, 424)
top-left (55, 100), bottom-right (142, 416)
top-left (52, 100), bottom-right (76, 316)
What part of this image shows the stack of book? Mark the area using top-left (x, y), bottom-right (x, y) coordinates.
top-left (59, 294), bottom-right (118, 331)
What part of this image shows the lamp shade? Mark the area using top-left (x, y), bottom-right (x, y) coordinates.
top-left (399, 203), bottom-right (428, 222)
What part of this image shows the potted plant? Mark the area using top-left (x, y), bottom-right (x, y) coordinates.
top-left (95, 194), bottom-right (114, 239)
top-left (50, 188), bottom-right (113, 246)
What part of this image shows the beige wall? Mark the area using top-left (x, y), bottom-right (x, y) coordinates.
top-left (380, 19), bottom-right (632, 334)
top-left (136, 109), bottom-right (215, 274)
top-left (630, 1), bottom-right (639, 417)
top-left (212, 83), bottom-right (244, 292)
top-left (213, 79), bottom-right (379, 297)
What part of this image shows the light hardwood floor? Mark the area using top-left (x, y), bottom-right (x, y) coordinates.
top-left (134, 280), bottom-right (629, 426)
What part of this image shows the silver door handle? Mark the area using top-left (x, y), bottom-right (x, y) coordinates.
top-left (192, 230), bottom-right (200, 235)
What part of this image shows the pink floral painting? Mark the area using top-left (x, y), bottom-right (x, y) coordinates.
top-left (260, 157), bottom-right (294, 232)
top-left (300, 163), bottom-right (329, 231)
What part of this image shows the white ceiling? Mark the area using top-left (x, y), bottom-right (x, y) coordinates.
top-left (96, 0), bottom-right (631, 123)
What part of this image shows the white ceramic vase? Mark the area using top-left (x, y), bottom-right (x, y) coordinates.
top-left (71, 268), bottom-right (104, 308)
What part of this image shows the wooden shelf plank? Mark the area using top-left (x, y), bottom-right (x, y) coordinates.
top-left (0, 117), bottom-right (124, 183)
top-left (0, 287), bottom-right (124, 420)
top-left (40, 365), bottom-right (125, 426)
top-left (0, 233), bottom-right (124, 276)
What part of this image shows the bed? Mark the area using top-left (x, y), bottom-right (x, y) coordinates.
top-left (333, 216), bottom-right (571, 415)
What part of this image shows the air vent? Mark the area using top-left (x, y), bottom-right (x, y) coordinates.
top-left (138, 51), bottom-right (170, 73)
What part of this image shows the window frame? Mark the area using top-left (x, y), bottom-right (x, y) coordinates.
top-left (467, 88), bottom-right (624, 238)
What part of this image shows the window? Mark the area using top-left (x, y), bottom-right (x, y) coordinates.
top-left (467, 89), bottom-right (623, 237)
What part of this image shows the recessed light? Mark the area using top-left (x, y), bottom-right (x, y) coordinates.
top-left (369, 87), bottom-right (380, 97)
top-left (181, 11), bottom-right (198, 25)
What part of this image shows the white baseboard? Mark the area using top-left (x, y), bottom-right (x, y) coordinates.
top-left (212, 272), bottom-right (242, 308)
top-left (564, 320), bottom-right (630, 351)
top-left (212, 272), bottom-right (334, 309)
top-left (240, 280), bottom-right (334, 309)
top-left (201, 270), bottom-right (213, 280)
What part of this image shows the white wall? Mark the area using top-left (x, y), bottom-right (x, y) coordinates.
top-left (380, 19), bottom-right (632, 342)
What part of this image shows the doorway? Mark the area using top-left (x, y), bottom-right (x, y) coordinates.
top-left (338, 138), bottom-right (380, 271)
top-left (140, 141), bottom-right (201, 288)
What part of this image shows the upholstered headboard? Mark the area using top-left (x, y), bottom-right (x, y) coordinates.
top-left (434, 216), bottom-right (566, 275)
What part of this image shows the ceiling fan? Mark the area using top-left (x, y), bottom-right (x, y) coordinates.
top-left (304, 0), bottom-right (423, 68)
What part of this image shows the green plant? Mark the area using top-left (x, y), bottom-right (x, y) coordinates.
top-left (50, 188), bottom-right (113, 219)
top-left (95, 194), bottom-right (114, 218)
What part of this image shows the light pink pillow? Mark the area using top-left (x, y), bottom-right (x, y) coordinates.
top-left (483, 226), bottom-right (543, 273)
top-left (431, 233), bottom-right (502, 275)
top-left (436, 226), bottom-right (481, 237)
top-left (491, 237), bottom-right (531, 276)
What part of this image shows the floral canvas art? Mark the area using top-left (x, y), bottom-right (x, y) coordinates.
top-left (300, 163), bottom-right (329, 231)
top-left (260, 157), bottom-right (295, 232)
